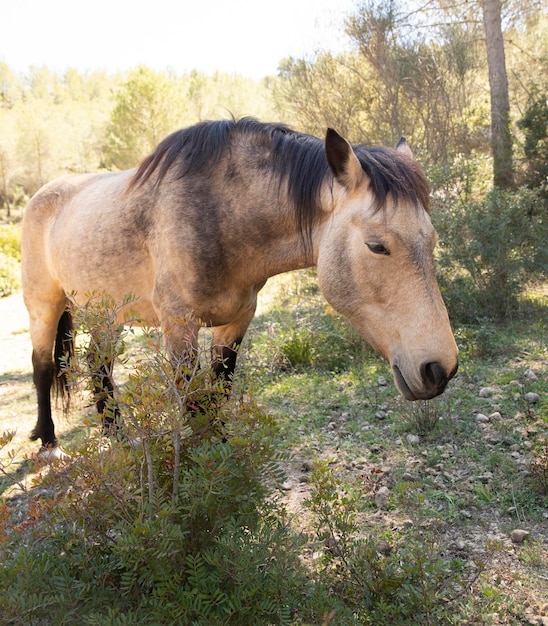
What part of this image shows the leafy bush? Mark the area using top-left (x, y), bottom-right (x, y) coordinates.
top-left (0, 294), bottom-right (347, 625)
top-left (517, 89), bottom-right (548, 205)
top-left (434, 185), bottom-right (547, 321)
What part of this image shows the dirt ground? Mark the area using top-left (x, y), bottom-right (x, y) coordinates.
top-left (0, 293), bottom-right (34, 447)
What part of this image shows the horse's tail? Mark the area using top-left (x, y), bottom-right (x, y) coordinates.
top-left (53, 309), bottom-right (75, 411)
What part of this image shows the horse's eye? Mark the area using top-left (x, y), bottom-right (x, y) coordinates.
top-left (366, 241), bottom-right (390, 256)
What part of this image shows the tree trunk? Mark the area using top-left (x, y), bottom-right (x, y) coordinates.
top-left (482, 0), bottom-right (514, 188)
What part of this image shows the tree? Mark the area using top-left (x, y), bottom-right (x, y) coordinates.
top-left (274, 54), bottom-right (371, 141)
top-left (16, 102), bottom-right (53, 192)
top-left (102, 67), bottom-right (187, 170)
top-left (482, 0), bottom-right (514, 188)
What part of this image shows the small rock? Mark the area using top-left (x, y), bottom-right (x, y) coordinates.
top-left (524, 369), bottom-right (538, 381)
top-left (479, 387), bottom-right (495, 398)
top-left (280, 481), bottom-right (293, 491)
top-left (510, 529), bottom-right (530, 544)
top-left (454, 539), bottom-right (467, 551)
top-left (378, 376), bottom-right (388, 386)
top-left (406, 434), bottom-right (420, 445)
top-left (475, 413), bottom-right (490, 423)
top-left (460, 509), bottom-right (472, 519)
top-left (489, 412), bottom-right (502, 421)
top-left (375, 410), bottom-right (387, 420)
top-left (484, 432), bottom-right (502, 444)
top-left (477, 472), bottom-right (493, 483)
top-left (375, 486), bottom-right (390, 508)
top-left (525, 392), bottom-right (540, 404)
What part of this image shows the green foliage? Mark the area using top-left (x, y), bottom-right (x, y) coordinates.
top-left (305, 462), bottom-right (474, 626)
top-left (248, 271), bottom-right (374, 378)
top-left (275, 53), bottom-right (372, 142)
top-left (434, 185), bottom-right (547, 321)
top-left (403, 399), bottom-right (444, 436)
top-left (278, 0), bottom-right (489, 161)
top-left (518, 89), bottom-right (548, 204)
top-left (102, 66), bottom-right (187, 170)
top-left (0, 294), bottom-right (345, 625)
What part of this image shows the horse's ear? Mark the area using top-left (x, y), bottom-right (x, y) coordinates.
top-left (325, 128), bottom-right (363, 190)
top-left (396, 136), bottom-right (413, 158)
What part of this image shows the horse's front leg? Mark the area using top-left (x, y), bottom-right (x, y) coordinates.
top-left (210, 305), bottom-right (257, 401)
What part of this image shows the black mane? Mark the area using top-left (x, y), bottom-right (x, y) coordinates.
top-left (130, 118), bottom-right (430, 250)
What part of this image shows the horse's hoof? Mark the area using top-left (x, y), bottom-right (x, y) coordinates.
top-left (37, 445), bottom-right (70, 461)
top-left (97, 436), bottom-right (112, 453)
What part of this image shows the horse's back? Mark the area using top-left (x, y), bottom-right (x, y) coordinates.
top-left (22, 174), bottom-right (100, 303)
top-left (21, 170), bottom-right (156, 315)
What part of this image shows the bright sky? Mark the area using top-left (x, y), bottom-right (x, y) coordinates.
top-left (2, 0), bottom-right (357, 80)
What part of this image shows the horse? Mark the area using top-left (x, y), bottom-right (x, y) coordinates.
top-left (21, 118), bottom-right (458, 454)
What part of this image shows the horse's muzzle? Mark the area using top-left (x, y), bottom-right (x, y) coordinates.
top-left (393, 361), bottom-right (458, 400)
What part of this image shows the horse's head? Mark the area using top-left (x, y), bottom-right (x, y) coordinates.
top-left (317, 129), bottom-right (458, 400)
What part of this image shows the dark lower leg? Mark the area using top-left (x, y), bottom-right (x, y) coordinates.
top-left (212, 341), bottom-right (242, 398)
top-left (30, 352), bottom-right (57, 447)
top-left (92, 362), bottom-right (120, 436)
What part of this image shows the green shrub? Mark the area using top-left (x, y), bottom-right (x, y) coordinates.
top-left (0, 294), bottom-right (348, 625)
top-left (434, 185), bottom-right (547, 321)
top-left (517, 89), bottom-right (548, 205)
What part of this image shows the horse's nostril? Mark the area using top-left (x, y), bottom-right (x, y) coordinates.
top-left (421, 362), bottom-right (447, 389)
